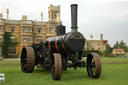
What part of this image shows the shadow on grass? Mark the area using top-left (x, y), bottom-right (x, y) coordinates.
top-left (33, 67), bottom-right (90, 81)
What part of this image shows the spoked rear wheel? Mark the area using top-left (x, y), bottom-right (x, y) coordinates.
top-left (86, 53), bottom-right (101, 78)
top-left (51, 53), bottom-right (62, 80)
top-left (21, 47), bottom-right (35, 73)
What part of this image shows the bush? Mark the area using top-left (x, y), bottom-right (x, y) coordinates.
top-left (104, 53), bottom-right (115, 57)
top-left (83, 50), bottom-right (102, 57)
top-left (5, 55), bottom-right (19, 58)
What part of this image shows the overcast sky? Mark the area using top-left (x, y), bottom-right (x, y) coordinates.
top-left (0, 0), bottom-right (128, 46)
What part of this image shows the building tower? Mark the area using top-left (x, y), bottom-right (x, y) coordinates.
top-left (48, 4), bottom-right (60, 22)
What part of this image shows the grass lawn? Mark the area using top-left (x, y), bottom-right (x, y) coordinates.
top-left (0, 57), bottom-right (128, 85)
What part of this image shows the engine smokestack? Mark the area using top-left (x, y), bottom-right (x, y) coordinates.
top-left (71, 4), bottom-right (78, 31)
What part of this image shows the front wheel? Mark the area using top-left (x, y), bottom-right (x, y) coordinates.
top-left (51, 53), bottom-right (62, 80)
top-left (86, 53), bottom-right (101, 78)
top-left (21, 47), bottom-right (35, 73)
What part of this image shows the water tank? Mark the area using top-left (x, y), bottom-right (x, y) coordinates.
top-left (56, 25), bottom-right (66, 36)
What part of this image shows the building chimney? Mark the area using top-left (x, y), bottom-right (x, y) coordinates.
top-left (22, 15), bottom-right (27, 20)
top-left (100, 34), bottom-right (103, 40)
top-left (0, 13), bottom-right (3, 18)
top-left (40, 12), bottom-right (43, 22)
top-left (90, 35), bottom-right (93, 39)
top-left (6, 9), bottom-right (9, 20)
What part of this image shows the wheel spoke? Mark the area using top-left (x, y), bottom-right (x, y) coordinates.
top-left (91, 62), bottom-right (95, 67)
top-left (23, 64), bottom-right (27, 68)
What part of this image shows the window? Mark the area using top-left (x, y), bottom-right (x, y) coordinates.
top-left (37, 28), bottom-right (42, 33)
top-left (36, 37), bottom-right (42, 42)
top-left (47, 28), bottom-right (55, 33)
top-left (21, 21), bottom-right (32, 24)
top-left (91, 48), bottom-right (94, 50)
top-left (0, 36), bottom-right (3, 42)
top-left (46, 36), bottom-right (52, 39)
top-left (22, 27), bottom-right (32, 32)
top-left (98, 48), bottom-right (100, 50)
top-left (47, 28), bottom-right (50, 33)
top-left (10, 36), bottom-right (16, 42)
top-left (98, 42), bottom-right (101, 45)
top-left (0, 26), bottom-right (3, 32)
top-left (10, 27), bottom-right (15, 32)
top-left (25, 21), bottom-right (32, 24)
top-left (53, 13), bottom-right (56, 19)
top-left (8, 47), bottom-right (16, 55)
top-left (22, 37), bottom-right (32, 42)
top-left (87, 48), bottom-right (89, 50)
top-left (87, 42), bottom-right (89, 45)
top-left (51, 29), bottom-right (55, 33)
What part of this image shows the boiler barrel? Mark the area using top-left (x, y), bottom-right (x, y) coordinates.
top-left (45, 36), bottom-right (66, 53)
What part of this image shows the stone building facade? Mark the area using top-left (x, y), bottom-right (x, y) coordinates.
top-left (84, 34), bottom-right (108, 52)
top-left (0, 4), bottom-right (61, 56)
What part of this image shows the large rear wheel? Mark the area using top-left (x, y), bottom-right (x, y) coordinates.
top-left (51, 53), bottom-right (62, 80)
top-left (21, 47), bottom-right (35, 73)
top-left (86, 53), bottom-right (101, 78)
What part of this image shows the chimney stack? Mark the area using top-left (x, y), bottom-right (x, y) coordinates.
top-left (22, 15), bottom-right (27, 20)
top-left (100, 34), bottom-right (103, 40)
top-left (71, 4), bottom-right (78, 32)
top-left (6, 9), bottom-right (9, 20)
top-left (90, 35), bottom-right (93, 39)
top-left (40, 12), bottom-right (43, 22)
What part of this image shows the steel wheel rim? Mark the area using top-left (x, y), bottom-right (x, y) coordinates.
top-left (21, 48), bottom-right (27, 72)
top-left (86, 53), bottom-right (101, 78)
top-left (21, 47), bottom-right (35, 73)
top-left (51, 53), bottom-right (62, 80)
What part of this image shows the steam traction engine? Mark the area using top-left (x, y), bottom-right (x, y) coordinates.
top-left (20, 4), bottom-right (101, 80)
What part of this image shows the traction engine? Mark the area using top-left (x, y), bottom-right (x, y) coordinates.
top-left (20, 4), bottom-right (102, 80)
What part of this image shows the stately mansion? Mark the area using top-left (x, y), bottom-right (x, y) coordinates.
top-left (84, 34), bottom-right (108, 52)
top-left (0, 5), bottom-right (61, 56)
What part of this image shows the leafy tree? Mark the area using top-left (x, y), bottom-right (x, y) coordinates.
top-left (119, 40), bottom-right (128, 52)
top-left (103, 44), bottom-right (112, 56)
top-left (113, 40), bottom-right (128, 52)
top-left (2, 32), bottom-right (19, 57)
top-left (113, 41), bottom-right (119, 49)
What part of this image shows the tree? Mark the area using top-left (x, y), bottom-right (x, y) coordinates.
top-left (2, 32), bottom-right (19, 57)
top-left (113, 40), bottom-right (128, 52)
top-left (103, 44), bottom-right (112, 56)
top-left (113, 41), bottom-right (119, 49)
top-left (119, 40), bottom-right (128, 52)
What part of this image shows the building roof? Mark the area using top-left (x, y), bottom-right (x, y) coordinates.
top-left (113, 48), bottom-right (125, 53)
top-left (103, 40), bottom-right (108, 44)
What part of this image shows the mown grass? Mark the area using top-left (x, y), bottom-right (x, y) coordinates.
top-left (0, 57), bottom-right (128, 85)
